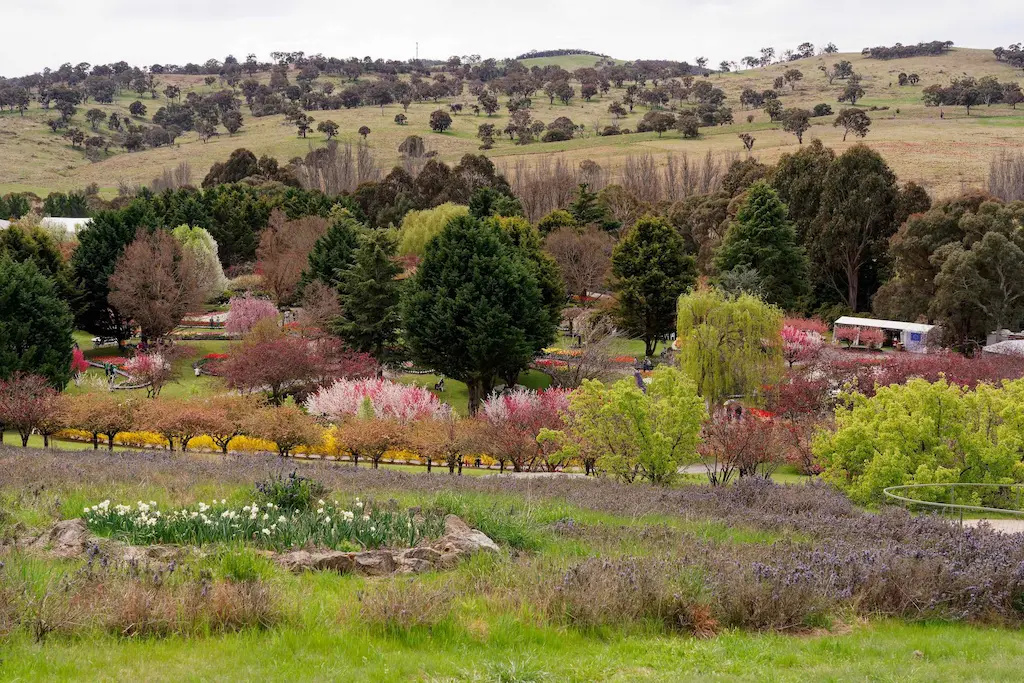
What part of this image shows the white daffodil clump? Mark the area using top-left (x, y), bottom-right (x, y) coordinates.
top-left (81, 498), bottom-right (445, 551)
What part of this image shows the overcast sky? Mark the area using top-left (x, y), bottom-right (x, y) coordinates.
top-left (2, 0), bottom-right (1019, 77)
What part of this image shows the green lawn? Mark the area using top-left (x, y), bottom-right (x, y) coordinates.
top-left (4, 619), bottom-right (1022, 681)
top-left (69, 339), bottom-right (232, 399)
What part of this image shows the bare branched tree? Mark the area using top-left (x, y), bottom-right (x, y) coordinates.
top-left (545, 225), bottom-right (615, 299)
top-left (291, 141), bottom-right (381, 195)
top-left (544, 315), bottom-right (620, 389)
top-left (989, 151), bottom-right (1024, 202)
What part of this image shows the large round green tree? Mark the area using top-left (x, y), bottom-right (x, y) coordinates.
top-left (335, 228), bottom-right (403, 363)
top-left (0, 256), bottom-right (74, 388)
top-left (714, 182), bottom-right (809, 311)
top-left (403, 215), bottom-right (557, 414)
top-left (611, 215), bottom-right (696, 357)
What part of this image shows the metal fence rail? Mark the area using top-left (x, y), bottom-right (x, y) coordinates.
top-left (883, 482), bottom-right (1024, 524)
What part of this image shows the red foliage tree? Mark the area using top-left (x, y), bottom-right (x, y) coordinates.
top-left (220, 336), bottom-right (375, 405)
top-left (699, 413), bottom-right (783, 485)
top-left (0, 373), bottom-right (62, 447)
top-left (70, 348), bottom-right (90, 386)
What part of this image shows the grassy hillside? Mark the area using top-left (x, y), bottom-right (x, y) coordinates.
top-left (518, 53), bottom-right (616, 70)
top-left (2, 48), bottom-right (1022, 199)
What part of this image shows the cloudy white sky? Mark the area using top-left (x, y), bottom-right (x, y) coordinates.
top-left (1, 0), bottom-right (1019, 77)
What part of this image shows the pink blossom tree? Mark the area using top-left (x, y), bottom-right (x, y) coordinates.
top-left (781, 325), bottom-right (824, 368)
top-left (480, 388), bottom-right (570, 472)
top-left (858, 327), bottom-right (885, 349)
top-left (225, 294), bottom-right (278, 336)
top-left (782, 317), bottom-right (828, 336)
top-left (306, 378), bottom-right (449, 424)
top-left (123, 353), bottom-right (173, 398)
top-left (833, 326), bottom-right (858, 348)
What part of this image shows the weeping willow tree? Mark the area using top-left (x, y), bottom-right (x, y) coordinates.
top-left (676, 287), bottom-right (783, 407)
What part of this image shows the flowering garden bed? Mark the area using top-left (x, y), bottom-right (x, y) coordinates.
top-left (83, 498), bottom-right (446, 552)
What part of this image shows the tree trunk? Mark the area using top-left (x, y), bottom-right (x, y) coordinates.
top-left (353, 452), bottom-right (359, 468)
top-left (44, 434), bottom-right (50, 448)
top-left (108, 435), bottom-right (115, 451)
top-left (847, 267), bottom-right (860, 312)
top-left (426, 458), bottom-right (432, 472)
top-left (458, 459), bottom-right (463, 476)
top-left (21, 432), bottom-right (29, 447)
top-left (467, 380), bottom-right (482, 416)
top-left (645, 337), bottom-right (656, 357)
top-left (92, 433), bottom-right (99, 450)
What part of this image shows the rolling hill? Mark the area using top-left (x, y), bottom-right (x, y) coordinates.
top-left (1, 47), bottom-right (1022, 200)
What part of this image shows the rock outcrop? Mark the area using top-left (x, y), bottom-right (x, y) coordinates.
top-left (16, 514), bottom-right (498, 577)
top-left (272, 515), bottom-right (498, 575)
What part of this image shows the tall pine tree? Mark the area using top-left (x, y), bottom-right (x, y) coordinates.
top-left (302, 209), bottom-right (362, 292)
top-left (714, 182), bottom-right (809, 311)
top-left (0, 256), bottom-right (74, 388)
top-left (403, 215), bottom-right (557, 414)
top-left (334, 229), bottom-right (402, 363)
top-left (611, 215), bottom-right (696, 357)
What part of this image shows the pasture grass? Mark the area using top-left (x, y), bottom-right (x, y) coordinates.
top-left (2, 48), bottom-right (1023, 199)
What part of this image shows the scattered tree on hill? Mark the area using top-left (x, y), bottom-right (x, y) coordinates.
top-left (429, 109), bottom-right (453, 133)
top-left (738, 132), bottom-right (755, 152)
top-left (838, 79), bottom-right (865, 106)
top-left (85, 108), bottom-right (106, 131)
top-left (293, 112), bottom-right (315, 137)
top-left (129, 101), bottom-right (147, 118)
top-left (316, 119), bottom-right (338, 140)
top-left (358, 125), bottom-right (371, 139)
top-left (394, 113), bottom-right (408, 125)
top-left (477, 122), bottom-right (496, 149)
top-left (478, 92), bottom-right (499, 116)
top-left (781, 108), bottom-right (812, 143)
top-left (784, 69), bottom-right (803, 90)
top-left (834, 108), bottom-right (871, 141)
top-left (611, 215), bottom-right (696, 357)
top-left (676, 114), bottom-right (700, 138)
top-left (222, 110), bottom-right (243, 134)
